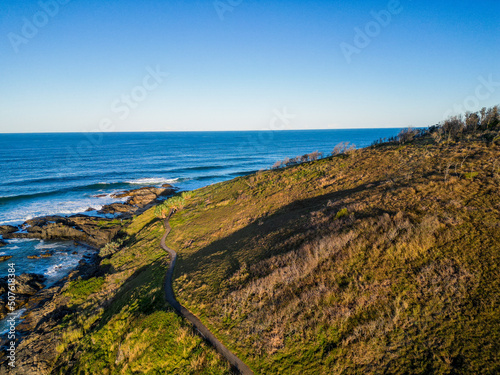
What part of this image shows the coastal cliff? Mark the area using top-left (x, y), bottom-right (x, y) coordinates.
top-left (2, 124), bottom-right (500, 374)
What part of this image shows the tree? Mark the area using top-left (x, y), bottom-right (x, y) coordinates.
top-left (442, 116), bottom-right (464, 140)
top-left (332, 142), bottom-right (350, 155)
top-left (397, 127), bottom-right (418, 144)
top-left (465, 111), bottom-right (480, 132)
top-left (484, 106), bottom-right (499, 129)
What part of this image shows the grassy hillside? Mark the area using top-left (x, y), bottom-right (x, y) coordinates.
top-left (50, 209), bottom-right (232, 374)
top-left (163, 130), bottom-right (500, 374)
top-left (50, 119), bottom-right (500, 374)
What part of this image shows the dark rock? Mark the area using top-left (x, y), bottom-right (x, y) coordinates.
top-left (5, 215), bottom-right (119, 248)
top-left (24, 216), bottom-right (68, 228)
top-left (0, 225), bottom-right (18, 235)
top-left (15, 274), bottom-right (46, 295)
top-left (0, 239), bottom-right (7, 247)
top-left (0, 273), bottom-right (46, 319)
top-left (2, 232), bottom-right (38, 240)
top-left (98, 186), bottom-right (176, 217)
top-left (112, 186), bottom-right (175, 205)
top-left (85, 207), bottom-right (96, 212)
top-left (99, 203), bottom-right (133, 214)
top-left (0, 255), bottom-right (12, 262)
top-left (3, 185), bottom-right (169, 250)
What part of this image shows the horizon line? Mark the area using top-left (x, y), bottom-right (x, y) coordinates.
top-left (0, 126), bottom-right (426, 135)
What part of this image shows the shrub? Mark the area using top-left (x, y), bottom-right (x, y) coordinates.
top-left (335, 208), bottom-right (349, 219)
top-left (271, 152), bottom-right (322, 169)
top-left (463, 172), bottom-right (479, 180)
top-left (398, 127), bottom-right (419, 144)
top-left (442, 116), bottom-right (465, 139)
top-left (99, 241), bottom-right (121, 257)
top-left (332, 142), bottom-right (349, 155)
top-left (155, 193), bottom-right (194, 217)
top-left (308, 151), bottom-right (323, 161)
top-left (332, 142), bottom-right (356, 155)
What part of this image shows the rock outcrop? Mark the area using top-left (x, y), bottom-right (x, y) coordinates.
top-left (1, 185), bottom-right (175, 250)
top-left (0, 273), bottom-right (46, 320)
top-left (99, 186), bottom-right (175, 216)
top-left (3, 216), bottom-right (119, 248)
top-left (0, 226), bottom-right (17, 235)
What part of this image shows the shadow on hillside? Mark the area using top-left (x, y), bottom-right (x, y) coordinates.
top-left (174, 179), bottom-right (394, 291)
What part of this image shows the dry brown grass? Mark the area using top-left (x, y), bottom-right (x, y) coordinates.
top-left (166, 131), bottom-right (500, 374)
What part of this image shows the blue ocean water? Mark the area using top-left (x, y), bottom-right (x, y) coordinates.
top-left (0, 129), bottom-right (400, 280)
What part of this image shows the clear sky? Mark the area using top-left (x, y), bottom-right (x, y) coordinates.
top-left (0, 0), bottom-right (499, 133)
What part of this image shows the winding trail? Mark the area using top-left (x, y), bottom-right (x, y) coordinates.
top-left (161, 210), bottom-right (254, 375)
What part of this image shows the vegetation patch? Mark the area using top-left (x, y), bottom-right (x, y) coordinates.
top-left (65, 277), bottom-right (105, 303)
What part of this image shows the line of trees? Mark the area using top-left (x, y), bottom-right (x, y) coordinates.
top-left (437, 105), bottom-right (499, 140)
top-left (371, 105), bottom-right (500, 147)
top-left (272, 143), bottom-right (357, 169)
top-left (271, 105), bottom-right (499, 170)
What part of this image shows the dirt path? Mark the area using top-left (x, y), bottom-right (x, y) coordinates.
top-left (161, 211), bottom-right (254, 375)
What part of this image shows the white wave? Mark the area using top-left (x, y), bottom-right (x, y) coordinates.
top-left (35, 242), bottom-right (65, 250)
top-left (4, 238), bottom-right (34, 244)
top-left (126, 177), bottom-right (179, 185)
top-left (0, 195), bottom-right (124, 225)
top-left (45, 263), bottom-right (65, 276)
top-left (43, 251), bottom-right (87, 282)
top-left (7, 246), bottom-right (20, 250)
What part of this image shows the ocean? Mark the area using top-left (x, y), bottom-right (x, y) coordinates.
top-left (0, 129), bottom-right (401, 282)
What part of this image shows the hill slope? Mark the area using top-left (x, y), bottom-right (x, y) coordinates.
top-left (14, 129), bottom-right (499, 374)
top-left (165, 132), bottom-right (500, 374)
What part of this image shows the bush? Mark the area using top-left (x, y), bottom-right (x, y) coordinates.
top-left (99, 241), bottom-right (121, 257)
top-left (272, 152), bottom-right (323, 169)
top-left (335, 208), bottom-right (349, 219)
top-left (463, 172), bottom-right (479, 180)
top-left (155, 192), bottom-right (195, 217)
top-left (332, 142), bottom-right (352, 155)
top-left (398, 127), bottom-right (419, 144)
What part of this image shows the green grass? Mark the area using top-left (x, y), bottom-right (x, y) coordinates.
top-left (50, 127), bottom-right (500, 374)
top-left (335, 208), bottom-right (349, 219)
top-left (65, 277), bottom-right (105, 304)
top-left (163, 131), bottom-right (500, 374)
top-left (463, 171), bottom-right (479, 180)
top-left (51, 207), bottom-right (232, 374)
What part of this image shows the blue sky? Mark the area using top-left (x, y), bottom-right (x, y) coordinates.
top-left (0, 0), bottom-right (499, 132)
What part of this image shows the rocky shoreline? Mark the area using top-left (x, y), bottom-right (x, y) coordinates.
top-left (0, 185), bottom-right (175, 248)
top-left (0, 185), bottom-right (176, 371)
top-left (0, 251), bottom-right (103, 374)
